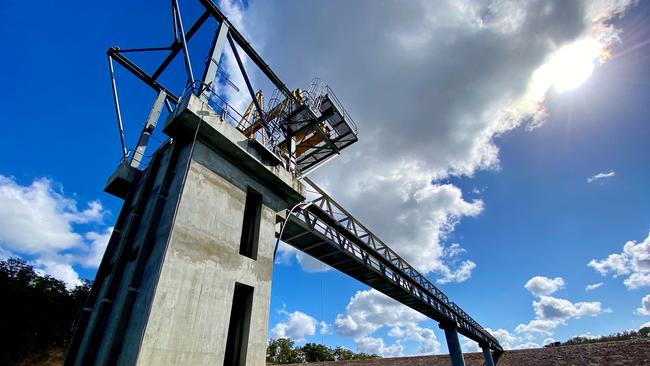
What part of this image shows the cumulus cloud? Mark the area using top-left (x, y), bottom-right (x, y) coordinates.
top-left (334, 289), bottom-right (425, 338)
top-left (587, 171), bottom-right (616, 183)
top-left (479, 328), bottom-right (542, 350)
top-left (332, 289), bottom-right (440, 356)
top-left (517, 276), bottom-right (604, 336)
top-left (354, 337), bottom-right (403, 357)
top-left (275, 242), bottom-right (330, 273)
top-left (515, 319), bottom-right (563, 336)
top-left (585, 282), bottom-right (604, 291)
top-left (319, 321), bottom-right (330, 335)
top-left (271, 311), bottom-right (317, 342)
top-left (525, 276), bottom-right (565, 296)
top-left (0, 175), bottom-right (110, 286)
top-left (388, 324), bottom-right (441, 354)
top-left (533, 296), bottom-right (602, 320)
top-left (588, 231), bottom-right (650, 289)
top-left (227, 0), bottom-right (635, 284)
top-left (636, 294), bottom-right (650, 316)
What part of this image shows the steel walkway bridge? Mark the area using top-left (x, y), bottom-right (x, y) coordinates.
top-left (282, 177), bottom-right (503, 362)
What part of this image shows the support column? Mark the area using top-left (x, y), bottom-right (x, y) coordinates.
top-left (481, 345), bottom-right (496, 366)
top-left (440, 323), bottom-right (466, 366)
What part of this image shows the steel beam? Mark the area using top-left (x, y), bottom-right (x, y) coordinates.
top-left (226, 33), bottom-right (270, 134)
top-left (131, 90), bottom-right (167, 168)
top-left (151, 11), bottom-right (210, 81)
top-left (107, 55), bottom-right (127, 157)
top-left (201, 20), bottom-right (230, 95)
top-left (107, 48), bottom-right (179, 104)
top-left (171, 0), bottom-right (195, 85)
top-left (198, 0), bottom-right (299, 105)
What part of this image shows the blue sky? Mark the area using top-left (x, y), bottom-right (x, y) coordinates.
top-left (1, 0), bottom-right (650, 357)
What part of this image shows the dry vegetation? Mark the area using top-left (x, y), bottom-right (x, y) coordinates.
top-left (283, 339), bottom-right (650, 366)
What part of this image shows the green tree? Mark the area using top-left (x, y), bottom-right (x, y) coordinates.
top-left (267, 338), bottom-right (304, 364)
top-left (0, 258), bottom-right (91, 365)
top-left (300, 343), bottom-right (334, 362)
top-left (333, 346), bottom-right (354, 360)
top-left (639, 327), bottom-right (650, 338)
top-left (351, 352), bottom-right (380, 360)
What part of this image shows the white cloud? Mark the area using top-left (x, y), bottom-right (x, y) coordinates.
top-left (319, 321), bottom-right (330, 335)
top-left (515, 292), bottom-right (604, 336)
top-left (588, 231), bottom-right (650, 289)
top-left (514, 342), bottom-right (539, 349)
top-left (79, 227), bottom-right (113, 268)
top-left (234, 0), bottom-right (633, 285)
top-left (587, 171), bottom-right (615, 183)
top-left (332, 289), bottom-right (440, 356)
top-left (388, 324), bottom-right (441, 354)
top-left (542, 337), bottom-right (555, 346)
top-left (461, 336), bottom-right (480, 353)
top-left (641, 321), bottom-right (650, 329)
top-left (276, 242), bottom-right (331, 273)
top-left (333, 289), bottom-right (425, 338)
top-left (515, 319), bottom-right (563, 336)
top-left (624, 273), bottom-right (650, 290)
top-left (636, 294), bottom-right (650, 316)
top-left (533, 296), bottom-right (602, 320)
top-left (271, 311), bottom-right (317, 342)
top-left (0, 175), bottom-right (110, 287)
top-left (525, 276), bottom-right (565, 296)
top-left (585, 282), bottom-right (604, 292)
top-left (355, 336), bottom-right (403, 357)
top-left (482, 328), bottom-right (535, 350)
top-left (34, 259), bottom-right (82, 287)
top-left (0, 176), bottom-right (104, 253)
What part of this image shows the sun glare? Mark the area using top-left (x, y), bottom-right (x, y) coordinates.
top-left (532, 39), bottom-right (606, 94)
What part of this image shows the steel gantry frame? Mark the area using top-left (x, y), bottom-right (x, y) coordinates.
top-left (105, 0), bottom-right (301, 168)
top-left (98, 1), bottom-right (502, 364)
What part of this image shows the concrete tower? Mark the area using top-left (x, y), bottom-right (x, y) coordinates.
top-left (65, 94), bottom-right (304, 365)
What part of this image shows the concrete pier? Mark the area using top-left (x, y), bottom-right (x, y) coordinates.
top-left (441, 324), bottom-right (466, 366)
top-left (66, 94), bottom-right (304, 365)
top-left (482, 345), bottom-right (496, 366)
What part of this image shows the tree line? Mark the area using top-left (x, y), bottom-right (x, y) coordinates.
top-left (558, 327), bottom-right (650, 347)
top-left (267, 338), bottom-right (379, 364)
top-left (0, 258), bottom-right (91, 365)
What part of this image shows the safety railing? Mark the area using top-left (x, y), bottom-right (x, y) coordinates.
top-left (289, 177), bottom-right (502, 350)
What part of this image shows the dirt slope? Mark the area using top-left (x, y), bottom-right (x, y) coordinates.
top-left (284, 339), bottom-right (650, 366)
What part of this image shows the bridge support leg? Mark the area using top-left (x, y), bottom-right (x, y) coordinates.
top-left (481, 345), bottom-right (496, 366)
top-left (440, 324), bottom-right (466, 366)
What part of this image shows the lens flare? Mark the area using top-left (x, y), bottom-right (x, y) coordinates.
top-left (531, 39), bottom-right (606, 94)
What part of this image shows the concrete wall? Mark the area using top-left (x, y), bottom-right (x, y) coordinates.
top-left (135, 141), bottom-right (284, 365)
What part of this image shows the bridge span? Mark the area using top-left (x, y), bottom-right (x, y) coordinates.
top-left (282, 177), bottom-right (503, 363)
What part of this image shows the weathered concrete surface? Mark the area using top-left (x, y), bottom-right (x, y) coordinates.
top-left (67, 93), bottom-right (304, 366)
top-left (282, 339), bottom-right (650, 366)
top-left (135, 141), bottom-right (283, 365)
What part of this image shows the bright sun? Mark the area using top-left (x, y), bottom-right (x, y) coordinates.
top-left (532, 39), bottom-right (607, 94)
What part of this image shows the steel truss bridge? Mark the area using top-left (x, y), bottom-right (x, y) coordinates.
top-left (282, 178), bottom-right (503, 360)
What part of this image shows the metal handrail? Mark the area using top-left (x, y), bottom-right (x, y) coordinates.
top-left (290, 177), bottom-right (502, 350)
